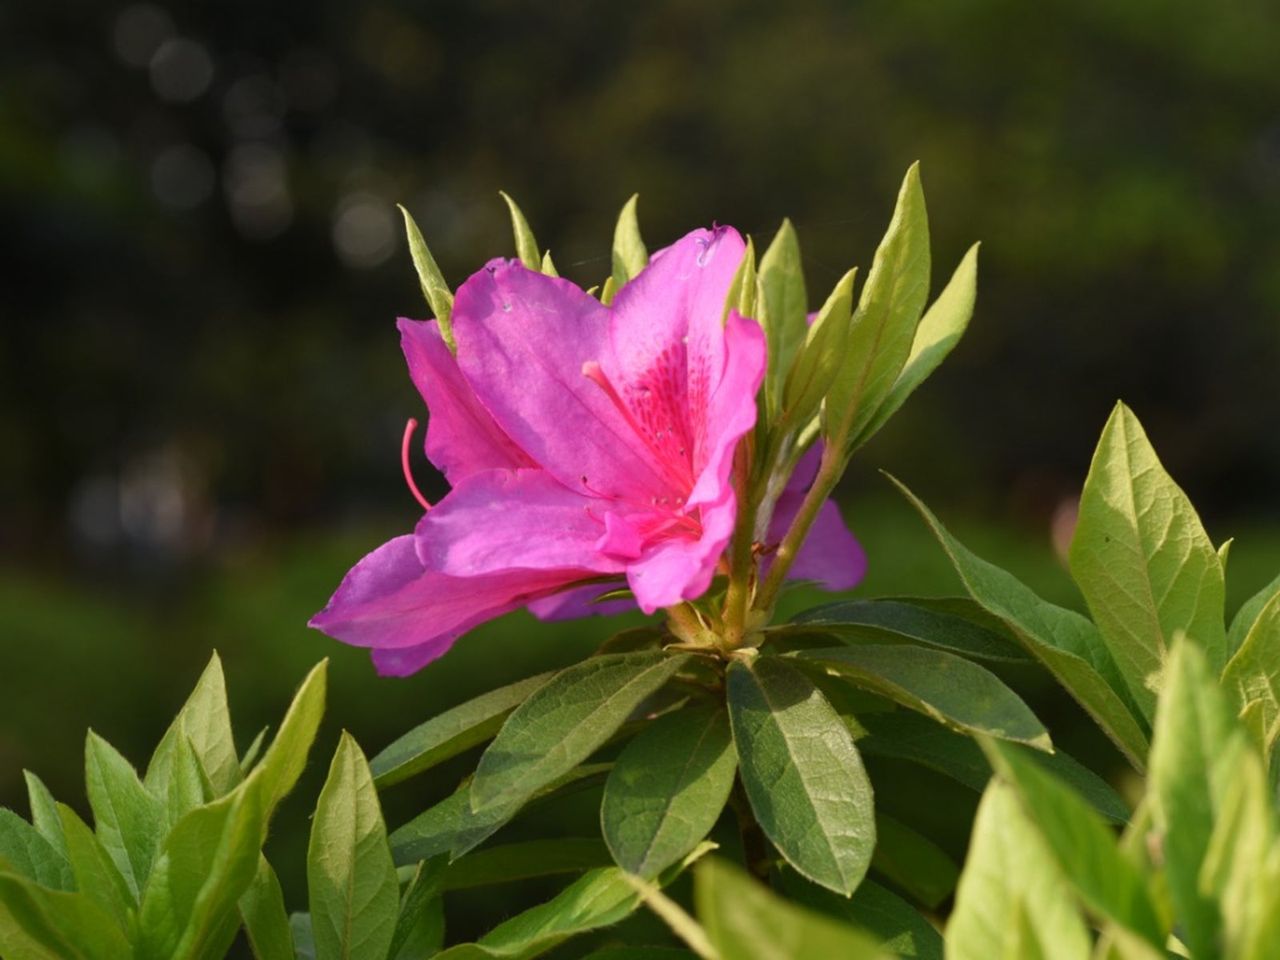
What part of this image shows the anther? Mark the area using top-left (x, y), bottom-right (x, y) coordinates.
top-left (401, 418), bottom-right (433, 512)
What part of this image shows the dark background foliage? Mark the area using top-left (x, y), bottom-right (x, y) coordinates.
top-left (3, 0), bottom-right (1279, 949)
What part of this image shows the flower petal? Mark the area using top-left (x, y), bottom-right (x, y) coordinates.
top-left (399, 318), bottom-right (533, 482)
top-left (451, 261), bottom-right (669, 501)
top-left (625, 486), bottom-right (738, 613)
top-left (527, 583), bottom-right (635, 621)
top-left (416, 468), bottom-right (624, 577)
top-left (309, 534), bottom-right (582, 671)
top-left (768, 492), bottom-right (867, 591)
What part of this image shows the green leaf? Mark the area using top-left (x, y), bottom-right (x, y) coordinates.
top-left (780, 268), bottom-right (855, 432)
top-left (540, 249), bottom-right (559, 277)
top-left (582, 950), bottom-right (697, 960)
top-left (166, 733), bottom-right (214, 826)
top-left (600, 275), bottom-right (620, 306)
top-left (498, 191), bottom-right (540, 270)
top-left (443, 838), bottom-right (611, 891)
top-left (22, 773), bottom-right (66, 864)
top-left (775, 872), bottom-right (943, 959)
top-left (470, 651), bottom-right (690, 812)
top-left (0, 870), bottom-right (133, 960)
top-left (789, 597), bottom-right (1029, 663)
top-left (398, 204), bottom-right (455, 351)
top-left (57, 803), bottom-right (134, 928)
top-left (983, 739), bottom-right (1164, 949)
top-left (849, 243), bottom-right (979, 450)
top-left (890, 476), bottom-right (1150, 769)
top-left (308, 733), bottom-right (400, 960)
top-left (727, 657), bottom-right (875, 895)
top-left (85, 730), bottom-right (165, 898)
top-left (757, 219), bottom-right (809, 418)
top-left (602, 705), bottom-right (736, 878)
top-left (257, 659), bottom-right (328, 816)
top-left (390, 860), bottom-right (445, 960)
top-left (239, 856), bottom-right (295, 960)
top-left (825, 163), bottom-right (930, 452)
top-left (436, 844), bottom-right (713, 960)
top-left (870, 812), bottom-right (959, 910)
top-left (1228, 570), bottom-right (1280, 659)
top-left (0, 809), bottom-right (73, 891)
top-left (1222, 588), bottom-right (1280, 758)
top-left (696, 857), bottom-right (887, 960)
top-left (240, 726), bottom-right (269, 777)
top-left (292, 913), bottom-right (316, 960)
top-left (136, 777), bottom-right (266, 960)
top-left (796, 644), bottom-right (1050, 749)
top-left (1070, 402), bottom-right (1227, 718)
top-left (390, 763), bottom-right (610, 864)
top-left (370, 671), bottom-right (554, 789)
top-left (946, 780), bottom-right (1091, 960)
top-left (611, 194), bottom-right (648, 288)
top-left (1148, 639), bottom-right (1241, 959)
top-left (722, 235), bottom-right (757, 324)
top-left (145, 651), bottom-right (240, 800)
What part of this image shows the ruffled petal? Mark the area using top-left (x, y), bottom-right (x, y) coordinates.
top-left (451, 261), bottom-right (669, 501)
top-left (398, 318), bottom-right (533, 482)
top-left (625, 486), bottom-right (738, 613)
top-left (415, 468), bottom-right (624, 577)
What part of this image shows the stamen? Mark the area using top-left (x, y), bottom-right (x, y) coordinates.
top-left (401, 418), bottom-right (432, 512)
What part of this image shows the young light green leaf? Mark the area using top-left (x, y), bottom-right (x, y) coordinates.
top-left (22, 772), bottom-right (66, 863)
top-left (1070, 403), bottom-right (1227, 718)
top-left (257, 659), bottom-right (327, 816)
top-left (1148, 639), bottom-right (1240, 959)
top-left (870, 813), bottom-right (958, 910)
top-left (239, 856), bottom-right (295, 960)
top-left (145, 651), bottom-right (241, 800)
top-left (789, 597), bottom-right (1029, 662)
top-left (499, 191), bottom-right (540, 269)
top-left (600, 274), bottom-right (620, 306)
top-left (696, 857), bottom-right (887, 960)
top-left (57, 803), bottom-right (134, 927)
top-left (796, 644), bottom-right (1051, 749)
top-left (602, 705), bottom-right (736, 878)
top-left (136, 777), bottom-right (266, 960)
top-left (436, 844), bottom-right (714, 960)
top-left (952, 783), bottom-right (1090, 960)
top-left (612, 194), bottom-right (648, 288)
top-left (0, 871), bottom-right (133, 960)
top-left (0, 809), bottom-right (73, 892)
top-left (470, 652), bottom-right (689, 812)
top-left (849, 243), bottom-right (978, 450)
top-left (1223, 588), bottom-right (1280, 757)
top-left (825, 163), bottom-right (930, 452)
top-left (308, 733), bottom-right (399, 960)
top-left (780, 268), bottom-right (855, 431)
top-left (890, 475), bottom-right (1150, 769)
top-left (390, 763), bottom-right (611, 865)
top-left (85, 730), bottom-right (165, 898)
top-left (722, 236), bottom-right (757, 324)
top-left (776, 872), bottom-right (943, 960)
top-left (442, 838), bottom-right (611, 891)
top-left (240, 726), bottom-right (268, 777)
top-left (165, 733), bottom-right (213, 827)
top-left (1228, 570), bottom-right (1280, 659)
top-left (371, 671), bottom-right (553, 788)
top-left (983, 739), bottom-right (1164, 949)
top-left (757, 219), bottom-right (809, 418)
top-left (398, 204), bottom-right (455, 350)
top-left (727, 657), bottom-right (875, 896)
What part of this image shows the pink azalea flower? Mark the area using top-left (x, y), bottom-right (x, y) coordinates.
top-left (312, 227), bottom-right (767, 674)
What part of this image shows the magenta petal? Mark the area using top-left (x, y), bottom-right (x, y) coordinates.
top-left (626, 486), bottom-right (738, 613)
top-left (767, 491), bottom-right (867, 592)
top-left (398, 318), bottom-right (533, 483)
top-left (309, 534), bottom-right (584, 671)
top-left (527, 583), bottom-right (636, 621)
top-left (451, 261), bottom-right (669, 501)
top-left (416, 468), bottom-right (624, 577)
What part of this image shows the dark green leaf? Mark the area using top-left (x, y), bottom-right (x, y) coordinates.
top-left (797, 644), bottom-right (1050, 749)
top-left (371, 671), bottom-right (553, 789)
top-left (870, 813), bottom-right (958, 910)
top-left (443, 838), bottom-right (611, 891)
top-left (727, 657), bottom-right (875, 895)
top-left (1070, 402), bottom-right (1227, 718)
top-left (85, 730), bottom-right (165, 897)
top-left (789, 598), bottom-right (1029, 662)
top-left (308, 733), bottom-right (399, 960)
top-left (471, 652), bottom-right (689, 812)
top-left (390, 860), bottom-right (445, 960)
top-left (602, 705), bottom-right (736, 878)
top-left (890, 475), bottom-right (1150, 769)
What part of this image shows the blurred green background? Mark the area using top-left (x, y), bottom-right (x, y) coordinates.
top-left (3, 0), bottom-right (1280, 950)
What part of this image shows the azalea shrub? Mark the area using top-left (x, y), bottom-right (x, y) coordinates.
top-left (2, 170), bottom-right (1278, 960)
